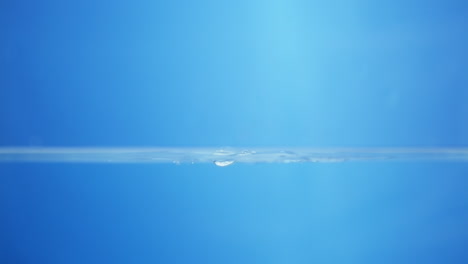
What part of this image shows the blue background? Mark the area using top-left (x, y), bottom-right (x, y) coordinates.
top-left (1, 0), bottom-right (468, 263)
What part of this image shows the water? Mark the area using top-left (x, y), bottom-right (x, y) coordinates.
top-left (2, 0), bottom-right (468, 263)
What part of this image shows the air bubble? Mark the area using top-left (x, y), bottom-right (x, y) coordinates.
top-left (214, 160), bottom-right (234, 167)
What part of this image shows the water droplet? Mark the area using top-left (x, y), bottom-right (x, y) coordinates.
top-left (214, 160), bottom-right (234, 167)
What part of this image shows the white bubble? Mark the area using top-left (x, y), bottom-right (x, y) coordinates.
top-left (214, 160), bottom-right (234, 167)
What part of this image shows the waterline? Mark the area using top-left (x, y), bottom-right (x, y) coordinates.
top-left (0, 147), bottom-right (467, 165)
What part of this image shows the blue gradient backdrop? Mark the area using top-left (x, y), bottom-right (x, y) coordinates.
top-left (1, 0), bottom-right (468, 263)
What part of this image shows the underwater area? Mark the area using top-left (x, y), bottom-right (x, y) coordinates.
top-left (1, 0), bottom-right (468, 263)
